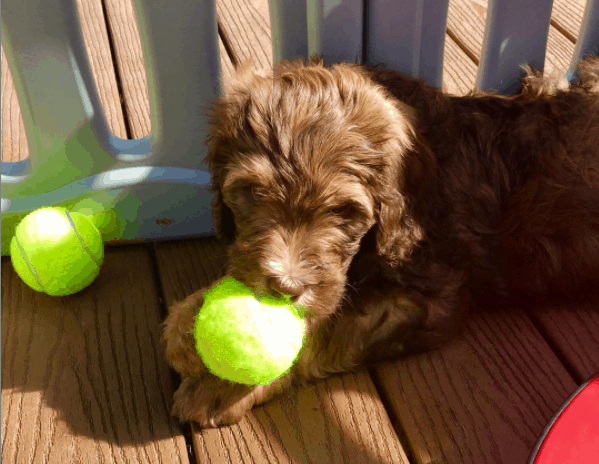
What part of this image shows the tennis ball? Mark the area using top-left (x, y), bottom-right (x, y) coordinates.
top-left (10, 207), bottom-right (104, 296)
top-left (194, 277), bottom-right (306, 385)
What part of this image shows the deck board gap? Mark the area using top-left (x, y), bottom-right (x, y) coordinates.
top-left (525, 310), bottom-right (582, 384)
top-left (99, 0), bottom-right (134, 139)
top-left (368, 367), bottom-right (419, 464)
top-left (549, 18), bottom-right (577, 45)
top-left (180, 421), bottom-right (198, 464)
top-left (446, 27), bottom-right (480, 66)
top-left (149, 242), bottom-right (171, 320)
top-left (148, 242), bottom-right (195, 460)
top-left (217, 18), bottom-right (241, 69)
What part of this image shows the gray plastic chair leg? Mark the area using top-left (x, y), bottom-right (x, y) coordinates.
top-left (269, 0), bottom-right (449, 87)
top-left (476, 0), bottom-right (554, 94)
top-left (2, 0), bottom-right (223, 248)
top-left (269, 0), bottom-right (363, 65)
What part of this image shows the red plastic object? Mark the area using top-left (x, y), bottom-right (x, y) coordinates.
top-left (529, 372), bottom-right (599, 464)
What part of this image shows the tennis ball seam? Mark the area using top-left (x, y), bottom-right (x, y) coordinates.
top-left (12, 235), bottom-right (46, 292)
top-left (11, 209), bottom-right (102, 294)
top-left (65, 210), bottom-right (102, 267)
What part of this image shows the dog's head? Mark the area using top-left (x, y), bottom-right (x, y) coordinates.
top-left (206, 57), bottom-right (422, 317)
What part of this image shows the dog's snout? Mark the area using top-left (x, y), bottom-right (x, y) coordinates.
top-left (267, 276), bottom-right (305, 301)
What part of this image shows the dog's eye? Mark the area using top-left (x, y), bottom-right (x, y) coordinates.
top-left (240, 184), bottom-right (259, 203)
top-left (329, 204), bottom-right (356, 219)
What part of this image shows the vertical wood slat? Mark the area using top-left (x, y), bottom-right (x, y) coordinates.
top-left (1, 45), bottom-right (28, 162)
top-left (75, 0), bottom-right (128, 139)
top-left (103, 0), bottom-right (151, 139)
top-left (568, 0), bottom-right (599, 76)
top-left (551, 0), bottom-right (587, 43)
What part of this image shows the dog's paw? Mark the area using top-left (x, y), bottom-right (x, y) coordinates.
top-left (172, 375), bottom-right (265, 427)
top-left (163, 289), bottom-right (208, 378)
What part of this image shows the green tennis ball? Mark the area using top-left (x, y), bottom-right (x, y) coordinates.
top-left (10, 207), bottom-right (104, 296)
top-left (194, 277), bottom-right (306, 385)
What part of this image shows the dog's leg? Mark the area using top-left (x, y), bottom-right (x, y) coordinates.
top-left (165, 265), bottom-right (469, 427)
top-left (298, 268), bottom-right (471, 378)
top-left (171, 371), bottom-right (295, 427)
top-left (163, 280), bottom-right (303, 427)
top-left (166, 301), bottom-right (418, 428)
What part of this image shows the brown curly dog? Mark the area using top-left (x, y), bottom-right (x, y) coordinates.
top-left (164, 56), bottom-right (599, 427)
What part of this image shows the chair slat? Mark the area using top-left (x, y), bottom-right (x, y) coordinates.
top-left (365, 0), bottom-right (449, 87)
top-left (1, 0), bottom-right (223, 251)
top-left (476, 0), bottom-right (554, 94)
top-left (269, 0), bottom-right (363, 65)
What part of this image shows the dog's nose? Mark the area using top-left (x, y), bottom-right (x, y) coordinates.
top-left (267, 276), bottom-right (304, 301)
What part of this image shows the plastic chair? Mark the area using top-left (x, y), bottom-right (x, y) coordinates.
top-left (2, 0), bottom-right (598, 256)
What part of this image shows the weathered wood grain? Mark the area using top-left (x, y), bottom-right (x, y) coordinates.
top-left (216, 0), bottom-right (274, 71)
top-left (551, 0), bottom-right (587, 43)
top-left (75, 0), bottom-right (128, 138)
top-left (1, 248), bottom-right (188, 464)
top-left (102, 0), bottom-right (151, 139)
top-left (215, 0), bottom-right (479, 95)
top-left (372, 306), bottom-right (579, 464)
top-left (1, 45), bottom-right (28, 162)
top-left (447, 0), bottom-right (581, 79)
top-left (528, 304), bottom-right (599, 382)
top-left (442, 35), bottom-right (478, 95)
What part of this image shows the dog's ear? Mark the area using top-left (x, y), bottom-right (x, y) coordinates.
top-left (209, 172), bottom-right (237, 245)
top-left (206, 58), bottom-right (273, 244)
top-left (205, 129), bottom-right (236, 244)
top-left (374, 190), bottom-right (423, 268)
top-left (373, 135), bottom-right (435, 268)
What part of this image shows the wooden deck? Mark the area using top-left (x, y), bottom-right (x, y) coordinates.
top-left (2, 1), bottom-right (598, 463)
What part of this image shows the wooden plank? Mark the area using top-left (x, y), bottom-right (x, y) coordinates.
top-left (528, 304), bottom-right (599, 382)
top-left (447, 0), bottom-right (581, 77)
top-left (219, 36), bottom-right (236, 84)
top-left (1, 247), bottom-right (188, 464)
top-left (447, 0), bottom-right (487, 66)
top-left (442, 35), bottom-right (478, 95)
top-left (101, 0), bottom-right (234, 140)
top-left (1, 45), bottom-right (28, 162)
top-left (544, 25), bottom-right (576, 78)
top-left (190, 369), bottom-right (411, 464)
top-left (216, 0), bottom-right (274, 71)
top-left (217, 0), bottom-right (478, 95)
top-left (373, 306), bottom-right (579, 464)
top-left (154, 237), bottom-right (411, 464)
top-left (551, 0), bottom-right (587, 44)
top-left (102, 0), bottom-right (151, 139)
top-left (75, 0), bottom-right (128, 138)
top-left (216, 0), bottom-right (478, 97)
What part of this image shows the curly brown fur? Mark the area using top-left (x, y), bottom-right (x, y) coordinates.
top-left (164, 55), bottom-right (599, 427)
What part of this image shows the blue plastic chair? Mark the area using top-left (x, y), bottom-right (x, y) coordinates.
top-left (2, 0), bottom-right (598, 256)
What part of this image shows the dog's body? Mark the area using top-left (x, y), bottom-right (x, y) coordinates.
top-left (164, 56), bottom-right (599, 427)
